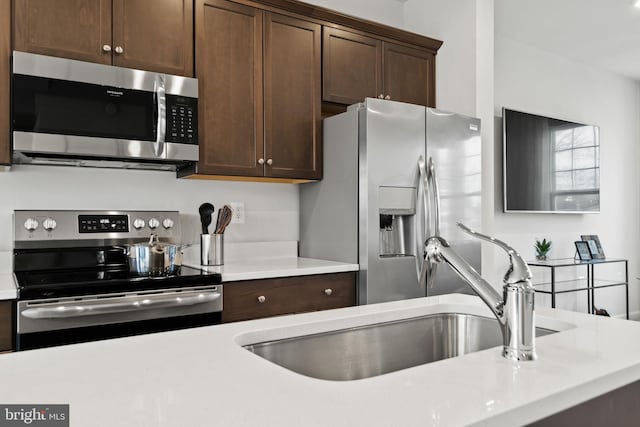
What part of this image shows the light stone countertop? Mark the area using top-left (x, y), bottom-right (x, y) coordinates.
top-left (0, 294), bottom-right (639, 426)
top-left (182, 241), bottom-right (359, 281)
top-left (0, 252), bottom-right (16, 300)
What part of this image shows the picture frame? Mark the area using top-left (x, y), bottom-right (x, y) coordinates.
top-left (574, 241), bottom-right (592, 261)
top-left (580, 235), bottom-right (605, 259)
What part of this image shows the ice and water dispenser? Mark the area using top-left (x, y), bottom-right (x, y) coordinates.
top-left (378, 186), bottom-right (415, 257)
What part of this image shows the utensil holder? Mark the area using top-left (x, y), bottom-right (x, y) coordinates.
top-left (201, 233), bottom-right (224, 266)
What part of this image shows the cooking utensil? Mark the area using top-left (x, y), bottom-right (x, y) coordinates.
top-left (199, 203), bottom-right (215, 235)
top-left (215, 205), bottom-right (233, 234)
top-left (127, 234), bottom-right (190, 276)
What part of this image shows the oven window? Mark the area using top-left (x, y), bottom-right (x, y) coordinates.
top-left (12, 74), bottom-right (156, 141)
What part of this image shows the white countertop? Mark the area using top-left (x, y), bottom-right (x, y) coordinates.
top-left (182, 241), bottom-right (358, 281)
top-left (0, 252), bottom-right (16, 300)
top-left (188, 256), bottom-right (359, 281)
top-left (0, 274), bottom-right (16, 300)
top-left (1, 294), bottom-right (639, 426)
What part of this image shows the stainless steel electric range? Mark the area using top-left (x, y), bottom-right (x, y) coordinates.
top-left (12, 210), bottom-right (222, 351)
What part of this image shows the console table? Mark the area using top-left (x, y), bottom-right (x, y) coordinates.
top-left (527, 258), bottom-right (629, 319)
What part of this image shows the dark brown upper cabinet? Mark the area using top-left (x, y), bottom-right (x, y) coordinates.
top-left (383, 42), bottom-right (435, 107)
top-left (323, 27), bottom-right (381, 105)
top-left (263, 12), bottom-right (321, 180)
top-left (323, 27), bottom-right (436, 107)
top-left (191, 0), bottom-right (321, 181)
top-left (13, 0), bottom-right (194, 76)
top-left (195, 0), bottom-right (264, 177)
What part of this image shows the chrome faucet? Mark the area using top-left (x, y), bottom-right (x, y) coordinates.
top-left (424, 223), bottom-right (536, 361)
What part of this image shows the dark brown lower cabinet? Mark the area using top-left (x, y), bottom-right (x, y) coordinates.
top-left (529, 379), bottom-right (640, 426)
top-left (222, 272), bottom-right (356, 323)
top-left (0, 300), bottom-right (14, 353)
top-left (1, 0), bottom-right (10, 165)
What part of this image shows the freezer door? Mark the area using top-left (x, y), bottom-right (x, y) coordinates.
top-left (359, 98), bottom-right (426, 304)
top-left (425, 108), bottom-right (482, 296)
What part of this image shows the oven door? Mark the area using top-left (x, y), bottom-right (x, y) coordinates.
top-left (16, 285), bottom-right (222, 350)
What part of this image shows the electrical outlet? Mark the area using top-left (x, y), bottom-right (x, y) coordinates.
top-left (230, 202), bottom-right (245, 224)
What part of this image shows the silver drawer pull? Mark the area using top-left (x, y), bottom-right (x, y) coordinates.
top-left (257, 295), bottom-right (266, 303)
top-left (324, 288), bottom-right (333, 296)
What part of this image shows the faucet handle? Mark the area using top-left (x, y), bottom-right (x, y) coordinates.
top-left (457, 223), bottom-right (532, 284)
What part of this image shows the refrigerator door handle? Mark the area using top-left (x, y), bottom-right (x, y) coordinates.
top-left (426, 157), bottom-right (441, 237)
top-left (416, 156), bottom-right (430, 287)
top-left (418, 156), bottom-right (443, 290)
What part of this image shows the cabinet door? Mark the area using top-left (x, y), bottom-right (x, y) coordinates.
top-left (383, 42), bottom-right (435, 107)
top-left (112, 0), bottom-right (194, 76)
top-left (0, 301), bottom-right (13, 352)
top-left (264, 12), bottom-right (321, 180)
top-left (1, 0), bottom-right (10, 165)
top-left (195, 0), bottom-right (264, 177)
top-left (322, 27), bottom-right (381, 105)
top-left (14, 0), bottom-right (112, 64)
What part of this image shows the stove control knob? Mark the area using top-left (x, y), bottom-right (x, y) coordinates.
top-left (148, 218), bottom-right (160, 230)
top-left (43, 217), bottom-right (57, 231)
top-left (162, 218), bottom-right (174, 229)
top-left (23, 218), bottom-right (39, 232)
top-left (133, 218), bottom-right (146, 230)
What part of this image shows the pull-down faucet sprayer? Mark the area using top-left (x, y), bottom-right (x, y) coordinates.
top-left (424, 223), bottom-right (537, 361)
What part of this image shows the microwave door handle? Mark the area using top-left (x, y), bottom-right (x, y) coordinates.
top-left (154, 74), bottom-right (167, 158)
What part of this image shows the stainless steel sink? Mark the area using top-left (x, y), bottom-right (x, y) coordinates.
top-left (244, 313), bottom-right (556, 381)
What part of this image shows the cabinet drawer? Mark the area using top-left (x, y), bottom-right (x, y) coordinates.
top-left (0, 300), bottom-right (14, 352)
top-left (222, 272), bottom-right (356, 323)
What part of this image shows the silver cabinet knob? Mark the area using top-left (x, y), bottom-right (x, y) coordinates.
top-left (133, 218), bottom-right (146, 230)
top-left (162, 218), bottom-right (174, 229)
top-left (114, 46), bottom-right (124, 54)
top-left (385, 95), bottom-right (391, 100)
top-left (23, 218), bottom-right (39, 232)
top-left (378, 94), bottom-right (384, 99)
top-left (266, 159), bottom-right (273, 166)
top-left (102, 45), bottom-right (112, 52)
top-left (257, 158), bottom-right (265, 165)
top-left (257, 295), bottom-right (266, 303)
top-left (148, 218), bottom-right (160, 230)
top-left (324, 288), bottom-right (333, 296)
top-left (43, 218), bottom-right (57, 232)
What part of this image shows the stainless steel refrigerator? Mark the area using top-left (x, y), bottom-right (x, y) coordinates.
top-left (300, 98), bottom-right (482, 304)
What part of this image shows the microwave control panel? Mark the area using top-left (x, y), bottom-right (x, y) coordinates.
top-left (166, 95), bottom-right (198, 144)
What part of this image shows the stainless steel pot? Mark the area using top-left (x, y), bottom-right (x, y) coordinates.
top-left (127, 234), bottom-right (185, 276)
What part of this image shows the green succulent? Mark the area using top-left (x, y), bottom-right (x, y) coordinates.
top-left (535, 238), bottom-right (552, 256)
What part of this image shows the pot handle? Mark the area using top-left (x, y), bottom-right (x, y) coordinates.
top-left (113, 245), bottom-right (129, 256)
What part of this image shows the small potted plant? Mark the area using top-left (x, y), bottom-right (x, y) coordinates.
top-left (534, 238), bottom-right (552, 260)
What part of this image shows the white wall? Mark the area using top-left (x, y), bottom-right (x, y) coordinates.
top-left (494, 36), bottom-right (640, 316)
top-left (0, 166), bottom-right (299, 251)
top-left (302, 0), bottom-right (405, 28)
top-left (404, 0), bottom-right (477, 117)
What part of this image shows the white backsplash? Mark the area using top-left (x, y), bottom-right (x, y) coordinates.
top-left (0, 165), bottom-right (300, 253)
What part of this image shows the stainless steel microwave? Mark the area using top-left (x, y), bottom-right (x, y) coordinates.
top-left (11, 51), bottom-right (199, 171)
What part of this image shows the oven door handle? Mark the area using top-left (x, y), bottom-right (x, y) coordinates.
top-left (21, 291), bottom-right (220, 319)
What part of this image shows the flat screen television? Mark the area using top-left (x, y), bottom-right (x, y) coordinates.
top-left (503, 108), bottom-right (600, 213)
